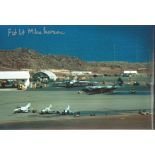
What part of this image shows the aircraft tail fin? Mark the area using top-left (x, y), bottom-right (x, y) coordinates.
top-left (49, 104), bottom-right (52, 110)
top-left (65, 105), bottom-right (71, 113)
top-left (26, 103), bottom-right (31, 108)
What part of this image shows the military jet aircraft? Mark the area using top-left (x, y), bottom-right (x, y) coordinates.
top-left (14, 103), bottom-right (31, 113)
top-left (40, 104), bottom-right (53, 114)
top-left (82, 85), bottom-right (119, 95)
top-left (62, 105), bottom-right (73, 115)
top-left (39, 104), bottom-right (61, 115)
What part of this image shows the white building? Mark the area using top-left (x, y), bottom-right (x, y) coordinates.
top-left (71, 71), bottom-right (92, 76)
top-left (33, 70), bottom-right (57, 81)
top-left (123, 70), bottom-right (138, 74)
top-left (0, 71), bottom-right (30, 88)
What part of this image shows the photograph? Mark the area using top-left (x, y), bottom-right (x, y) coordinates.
top-left (0, 25), bottom-right (154, 129)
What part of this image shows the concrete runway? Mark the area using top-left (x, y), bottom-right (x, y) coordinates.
top-left (0, 89), bottom-right (152, 126)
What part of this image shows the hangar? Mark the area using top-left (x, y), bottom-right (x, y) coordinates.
top-left (0, 71), bottom-right (30, 88)
top-left (32, 70), bottom-right (57, 82)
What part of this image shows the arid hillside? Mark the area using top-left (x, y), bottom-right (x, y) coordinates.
top-left (0, 48), bottom-right (152, 75)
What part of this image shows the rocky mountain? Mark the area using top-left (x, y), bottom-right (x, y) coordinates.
top-left (0, 48), bottom-right (152, 75)
top-left (0, 48), bottom-right (86, 71)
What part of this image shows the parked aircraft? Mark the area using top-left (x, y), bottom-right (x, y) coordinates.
top-left (14, 103), bottom-right (31, 113)
top-left (62, 105), bottom-right (73, 115)
top-left (40, 104), bottom-right (53, 114)
top-left (82, 85), bottom-right (120, 95)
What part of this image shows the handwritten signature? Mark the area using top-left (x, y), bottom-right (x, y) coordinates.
top-left (8, 27), bottom-right (65, 37)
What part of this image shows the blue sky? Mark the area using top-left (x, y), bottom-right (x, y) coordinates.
top-left (0, 25), bottom-right (153, 62)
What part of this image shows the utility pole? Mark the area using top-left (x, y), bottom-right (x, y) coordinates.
top-left (113, 44), bottom-right (116, 63)
top-left (135, 36), bottom-right (138, 62)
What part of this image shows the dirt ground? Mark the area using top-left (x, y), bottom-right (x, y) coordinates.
top-left (0, 114), bottom-right (152, 130)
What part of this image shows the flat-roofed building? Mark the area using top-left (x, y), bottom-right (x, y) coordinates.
top-left (0, 71), bottom-right (30, 88)
top-left (123, 70), bottom-right (138, 74)
top-left (71, 71), bottom-right (92, 76)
